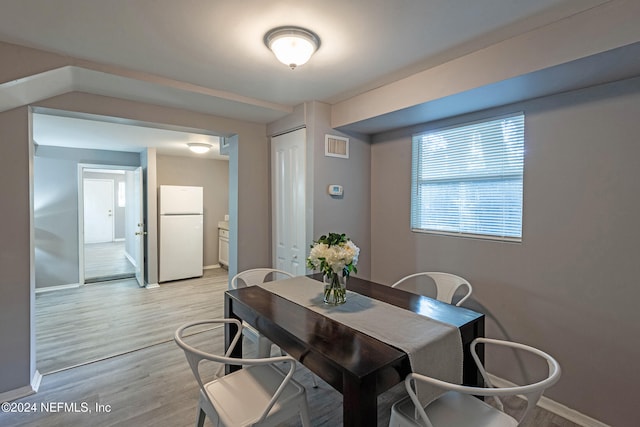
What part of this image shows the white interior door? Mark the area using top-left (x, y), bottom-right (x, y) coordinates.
top-left (84, 179), bottom-right (114, 243)
top-left (131, 167), bottom-right (145, 286)
top-left (271, 128), bottom-right (306, 275)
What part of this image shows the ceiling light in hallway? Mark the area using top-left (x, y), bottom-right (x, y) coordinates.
top-left (187, 143), bottom-right (212, 154)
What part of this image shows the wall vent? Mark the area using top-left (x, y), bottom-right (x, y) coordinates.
top-left (325, 134), bottom-right (349, 159)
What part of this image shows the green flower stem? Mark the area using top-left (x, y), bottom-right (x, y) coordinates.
top-left (324, 273), bottom-right (346, 305)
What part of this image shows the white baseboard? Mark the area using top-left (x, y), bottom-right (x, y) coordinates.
top-left (35, 283), bottom-right (80, 294)
top-left (31, 371), bottom-right (42, 393)
top-left (0, 370), bottom-right (42, 403)
top-left (204, 264), bottom-right (221, 270)
top-left (114, 238), bottom-right (125, 242)
top-left (124, 251), bottom-right (136, 267)
top-left (488, 374), bottom-right (610, 427)
top-left (145, 283), bottom-right (160, 289)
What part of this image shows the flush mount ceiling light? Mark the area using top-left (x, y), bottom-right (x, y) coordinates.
top-left (264, 26), bottom-right (320, 70)
top-left (187, 143), bottom-right (212, 154)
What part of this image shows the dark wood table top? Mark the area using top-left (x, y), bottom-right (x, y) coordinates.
top-left (225, 273), bottom-right (484, 390)
top-left (225, 274), bottom-right (485, 426)
top-left (341, 274), bottom-right (482, 328)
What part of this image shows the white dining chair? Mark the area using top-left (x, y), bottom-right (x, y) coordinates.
top-left (230, 268), bottom-right (294, 357)
top-left (175, 319), bottom-right (312, 427)
top-left (391, 272), bottom-right (472, 306)
top-left (389, 337), bottom-right (561, 427)
top-left (231, 268), bottom-right (319, 388)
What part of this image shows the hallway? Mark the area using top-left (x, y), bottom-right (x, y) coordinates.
top-left (84, 241), bottom-right (135, 283)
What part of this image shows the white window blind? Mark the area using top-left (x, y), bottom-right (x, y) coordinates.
top-left (411, 113), bottom-right (524, 241)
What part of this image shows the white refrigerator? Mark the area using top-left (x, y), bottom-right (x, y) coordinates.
top-left (159, 185), bottom-right (204, 282)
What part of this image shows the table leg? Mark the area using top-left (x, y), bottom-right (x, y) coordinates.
top-left (460, 315), bottom-right (485, 387)
top-left (342, 372), bottom-right (377, 427)
top-left (224, 294), bottom-right (242, 374)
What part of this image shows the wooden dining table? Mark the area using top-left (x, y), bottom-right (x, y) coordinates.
top-left (224, 274), bottom-right (485, 427)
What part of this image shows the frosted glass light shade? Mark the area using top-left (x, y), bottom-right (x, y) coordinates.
top-left (264, 27), bottom-right (320, 70)
top-left (187, 143), bottom-right (211, 154)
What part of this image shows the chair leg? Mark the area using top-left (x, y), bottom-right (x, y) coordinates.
top-left (196, 407), bottom-right (206, 427)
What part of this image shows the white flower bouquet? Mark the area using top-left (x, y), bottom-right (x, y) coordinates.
top-left (306, 233), bottom-right (359, 304)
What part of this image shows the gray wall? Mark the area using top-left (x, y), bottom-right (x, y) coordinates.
top-left (156, 155), bottom-right (229, 267)
top-left (33, 91), bottom-right (270, 274)
top-left (267, 101), bottom-right (372, 278)
top-left (0, 106), bottom-right (34, 396)
top-left (0, 88), bottom-right (269, 398)
top-left (33, 146), bottom-right (141, 288)
top-left (306, 102), bottom-right (372, 278)
top-left (370, 76), bottom-right (640, 426)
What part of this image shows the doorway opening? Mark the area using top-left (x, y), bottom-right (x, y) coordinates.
top-left (31, 108), bottom-right (236, 376)
top-left (79, 164), bottom-right (145, 286)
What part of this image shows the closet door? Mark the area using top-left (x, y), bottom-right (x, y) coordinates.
top-left (271, 128), bottom-right (306, 276)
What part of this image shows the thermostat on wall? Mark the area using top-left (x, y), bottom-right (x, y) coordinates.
top-left (328, 184), bottom-right (343, 196)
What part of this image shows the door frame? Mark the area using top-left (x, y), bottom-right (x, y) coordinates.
top-left (28, 107), bottom-right (233, 398)
top-left (77, 163), bottom-right (142, 285)
top-left (131, 166), bottom-right (145, 287)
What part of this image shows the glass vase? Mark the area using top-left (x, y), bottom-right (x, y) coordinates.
top-left (323, 272), bottom-right (347, 305)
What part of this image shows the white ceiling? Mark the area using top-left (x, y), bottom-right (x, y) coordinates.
top-left (0, 0), bottom-right (609, 152)
top-left (32, 112), bottom-right (225, 159)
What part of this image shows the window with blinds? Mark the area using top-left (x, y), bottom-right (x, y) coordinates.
top-left (410, 113), bottom-right (524, 241)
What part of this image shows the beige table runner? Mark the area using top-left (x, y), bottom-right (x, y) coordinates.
top-left (259, 276), bottom-right (462, 406)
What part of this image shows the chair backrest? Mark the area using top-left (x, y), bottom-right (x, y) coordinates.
top-left (174, 319), bottom-right (298, 424)
top-left (230, 268), bottom-right (294, 290)
top-left (405, 337), bottom-right (561, 427)
top-left (391, 272), bottom-right (472, 306)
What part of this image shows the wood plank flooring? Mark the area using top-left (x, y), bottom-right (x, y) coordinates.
top-left (36, 268), bottom-right (228, 374)
top-left (84, 241), bottom-right (135, 282)
top-left (2, 269), bottom-right (581, 426)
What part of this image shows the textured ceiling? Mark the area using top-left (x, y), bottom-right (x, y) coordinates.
top-left (0, 0), bottom-right (607, 107)
top-left (0, 0), bottom-right (609, 151)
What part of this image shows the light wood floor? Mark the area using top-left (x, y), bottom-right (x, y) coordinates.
top-left (84, 241), bottom-right (136, 282)
top-left (36, 268), bottom-right (229, 374)
top-left (2, 270), bottom-right (580, 426)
